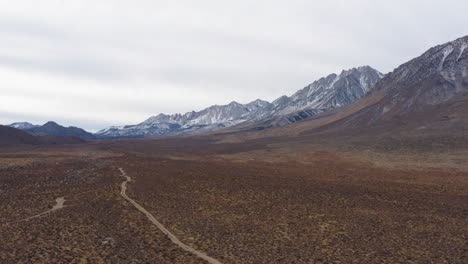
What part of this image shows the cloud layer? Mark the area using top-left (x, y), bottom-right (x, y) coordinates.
top-left (1, 0), bottom-right (467, 131)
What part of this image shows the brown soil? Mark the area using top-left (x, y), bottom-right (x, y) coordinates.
top-left (1, 134), bottom-right (467, 263)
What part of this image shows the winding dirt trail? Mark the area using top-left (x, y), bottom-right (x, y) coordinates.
top-left (17, 197), bottom-right (66, 222)
top-left (118, 168), bottom-right (223, 264)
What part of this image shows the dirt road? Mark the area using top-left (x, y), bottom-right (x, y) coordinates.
top-left (118, 168), bottom-right (223, 264)
top-left (17, 197), bottom-right (66, 222)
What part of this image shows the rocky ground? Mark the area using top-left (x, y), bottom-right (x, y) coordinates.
top-left (1, 138), bottom-right (467, 263)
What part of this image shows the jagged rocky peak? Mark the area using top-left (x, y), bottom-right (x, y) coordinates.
top-left (248, 99), bottom-right (270, 106)
top-left (143, 113), bottom-right (183, 124)
top-left (338, 66), bottom-right (384, 91)
top-left (375, 35), bottom-right (468, 92)
top-left (426, 36), bottom-right (468, 70)
top-left (228, 101), bottom-right (241, 106)
top-left (348, 35), bottom-right (468, 128)
top-left (43, 121), bottom-right (60, 127)
top-left (96, 65), bottom-right (383, 138)
top-left (270, 66), bottom-right (383, 116)
top-left (330, 35), bottom-right (468, 135)
top-left (306, 66), bottom-right (381, 100)
top-left (340, 65), bottom-right (384, 77)
top-left (272, 95), bottom-right (290, 106)
top-left (367, 35), bottom-right (468, 113)
top-left (25, 121), bottom-right (96, 140)
top-left (245, 99), bottom-right (271, 112)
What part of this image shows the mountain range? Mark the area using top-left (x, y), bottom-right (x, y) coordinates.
top-left (229, 35), bottom-right (468, 140)
top-left (7, 122), bottom-right (40, 130)
top-left (26, 121), bottom-right (96, 140)
top-left (0, 125), bottom-right (85, 146)
top-left (6, 121), bottom-right (96, 140)
top-left (95, 66), bottom-right (383, 138)
top-left (3, 35), bottom-right (467, 142)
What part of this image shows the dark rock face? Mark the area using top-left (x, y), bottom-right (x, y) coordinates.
top-left (27, 121), bottom-right (96, 140)
top-left (97, 66), bottom-right (382, 138)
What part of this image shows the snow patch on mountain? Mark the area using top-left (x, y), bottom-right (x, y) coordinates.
top-left (7, 122), bottom-right (39, 130)
top-left (457, 43), bottom-right (467, 61)
top-left (439, 46), bottom-right (454, 70)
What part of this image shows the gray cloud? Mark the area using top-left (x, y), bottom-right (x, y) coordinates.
top-left (0, 0), bottom-right (467, 130)
top-left (0, 55), bottom-right (125, 81)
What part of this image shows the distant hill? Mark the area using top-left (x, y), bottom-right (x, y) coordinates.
top-left (0, 125), bottom-right (41, 146)
top-left (7, 122), bottom-right (40, 130)
top-left (27, 121), bottom-right (96, 140)
top-left (0, 125), bottom-right (84, 147)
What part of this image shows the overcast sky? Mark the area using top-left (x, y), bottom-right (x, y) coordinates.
top-left (0, 0), bottom-right (467, 131)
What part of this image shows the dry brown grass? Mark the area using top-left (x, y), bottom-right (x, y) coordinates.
top-left (1, 133), bottom-right (467, 263)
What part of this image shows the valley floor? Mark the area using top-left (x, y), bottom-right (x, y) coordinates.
top-left (0, 138), bottom-right (467, 263)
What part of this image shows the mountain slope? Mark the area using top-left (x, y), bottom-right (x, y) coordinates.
top-left (224, 36), bottom-right (468, 141)
top-left (97, 66), bottom-right (382, 139)
top-left (266, 66), bottom-right (383, 117)
top-left (0, 125), bottom-right (85, 146)
top-left (332, 35), bottom-right (468, 133)
top-left (27, 121), bottom-right (96, 140)
top-left (0, 125), bottom-right (41, 146)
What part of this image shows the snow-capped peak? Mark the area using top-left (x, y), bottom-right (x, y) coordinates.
top-left (7, 122), bottom-right (39, 130)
